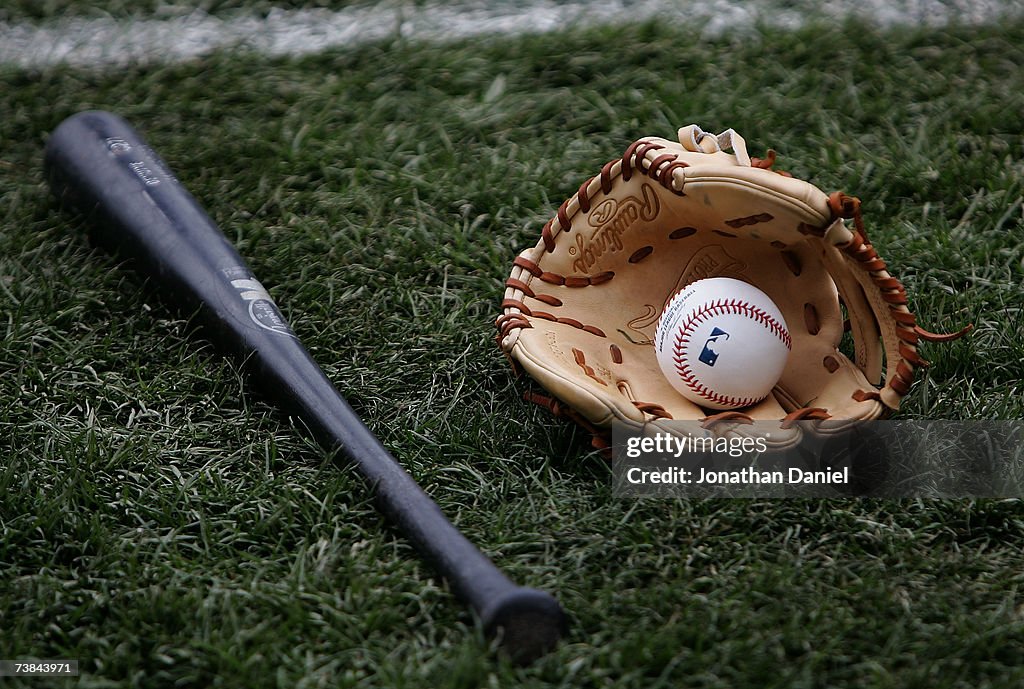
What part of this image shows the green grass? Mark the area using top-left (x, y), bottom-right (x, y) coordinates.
top-left (2, 13), bottom-right (1024, 689)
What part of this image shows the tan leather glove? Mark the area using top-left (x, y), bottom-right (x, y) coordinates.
top-left (496, 125), bottom-right (969, 452)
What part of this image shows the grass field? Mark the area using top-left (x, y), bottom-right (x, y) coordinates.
top-left (2, 5), bottom-right (1024, 688)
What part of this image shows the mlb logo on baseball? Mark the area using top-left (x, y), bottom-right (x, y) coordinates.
top-left (698, 327), bottom-right (730, 367)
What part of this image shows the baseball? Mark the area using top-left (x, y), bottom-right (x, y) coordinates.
top-left (654, 278), bottom-right (791, 410)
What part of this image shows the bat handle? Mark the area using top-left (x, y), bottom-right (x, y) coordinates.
top-left (255, 350), bottom-right (566, 662)
top-left (372, 461), bottom-right (566, 660)
top-left (328, 408), bottom-right (566, 662)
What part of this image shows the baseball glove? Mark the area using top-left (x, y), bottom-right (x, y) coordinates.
top-left (496, 125), bottom-right (969, 451)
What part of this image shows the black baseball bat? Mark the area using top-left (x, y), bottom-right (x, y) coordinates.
top-left (44, 110), bottom-right (564, 663)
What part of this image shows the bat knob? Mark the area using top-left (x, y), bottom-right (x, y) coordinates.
top-left (481, 586), bottom-right (566, 664)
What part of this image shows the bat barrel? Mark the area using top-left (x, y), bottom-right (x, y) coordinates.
top-left (44, 110), bottom-right (564, 662)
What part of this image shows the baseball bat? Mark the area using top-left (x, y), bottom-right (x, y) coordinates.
top-left (44, 110), bottom-right (564, 663)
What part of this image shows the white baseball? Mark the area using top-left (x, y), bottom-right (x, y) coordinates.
top-left (654, 277), bottom-right (791, 410)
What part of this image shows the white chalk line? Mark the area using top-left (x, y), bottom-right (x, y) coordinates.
top-left (0, 0), bottom-right (1021, 69)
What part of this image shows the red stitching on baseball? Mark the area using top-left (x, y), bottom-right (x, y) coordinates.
top-left (669, 299), bottom-right (791, 408)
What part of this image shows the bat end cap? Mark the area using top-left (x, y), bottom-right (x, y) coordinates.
top-left (482, 586), bottom-right (566, 664)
